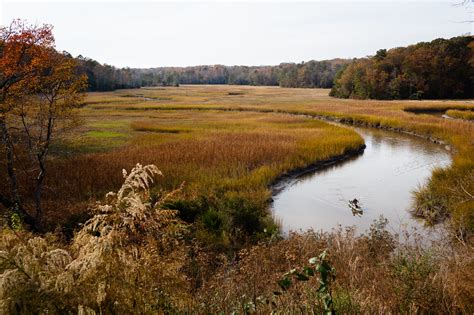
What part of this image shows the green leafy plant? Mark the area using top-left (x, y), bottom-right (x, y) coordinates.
top-left (10, 212), bottom-right (23, 231)
top-left (274, 250), bottom-right (336, 314)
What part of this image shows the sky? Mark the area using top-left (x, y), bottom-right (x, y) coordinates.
top-left (1, 0), bottom-right (472, 68)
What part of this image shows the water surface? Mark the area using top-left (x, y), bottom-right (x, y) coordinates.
top-left (272, 127), bottom-right (451, 236)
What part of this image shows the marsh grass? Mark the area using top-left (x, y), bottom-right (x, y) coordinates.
top-left (2, 85), bottom-right (472, 237)
top-left (25, 86), bottom-right (471, 237)
top-left (78, 85), bottom-right (474, 236)
top-left (446, 109), bottom-right (474, 121)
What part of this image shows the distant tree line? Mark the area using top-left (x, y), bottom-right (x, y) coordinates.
top-left (330, 36), bottom-right (474, 100)
top-left (145, 59), bottom-right (348, 88)
top-left (74, 35), bottom-right (473, 99)
top-left (73, 56), bottom-right (349, 91)
top-left (75, 55), bottom-right (143, 91)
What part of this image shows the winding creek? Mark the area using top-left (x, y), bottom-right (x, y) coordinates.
top-left (272, 126), bottom-right (452, 236)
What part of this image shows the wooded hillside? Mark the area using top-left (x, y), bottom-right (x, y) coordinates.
top-left (330, 36), bottom-right (474, 100)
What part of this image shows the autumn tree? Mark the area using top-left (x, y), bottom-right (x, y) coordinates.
top-left (0, 20), bottom-right (86, 231)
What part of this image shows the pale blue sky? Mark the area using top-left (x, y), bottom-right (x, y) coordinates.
top-left (1, 1), bottom-right (472, 67)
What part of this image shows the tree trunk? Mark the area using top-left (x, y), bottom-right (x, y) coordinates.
top-left (33, 114), bottom-right (54, 232)
top-left (34, 156), bottom-right (46, 232)
top-left (0, 114), bottom-right (35, 229)
top-left (0, 115), bottom-right (20, 206)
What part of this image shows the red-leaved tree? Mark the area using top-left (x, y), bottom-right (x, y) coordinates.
top-left (0, 20), bottom-right (86, 231)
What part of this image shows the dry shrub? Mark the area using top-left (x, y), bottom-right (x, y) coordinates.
top-left (0, 164), bottom-right (189, 314)
top-left (441, 245), bottom-right (474, 312)
top-left (191, 219), bottom-right (473, 314)
top-left (1, 202), bottom-right (473, 314)
top-left (0, 232), bottom-right (69, 313)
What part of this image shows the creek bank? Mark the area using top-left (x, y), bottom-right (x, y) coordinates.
top-left (403, 107), bottom-right (473, 124)
top-left (269, 144), bottom-right (366, 197)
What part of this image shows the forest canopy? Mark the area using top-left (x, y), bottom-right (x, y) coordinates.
top-left (330, 36), bottom-right (474, 100)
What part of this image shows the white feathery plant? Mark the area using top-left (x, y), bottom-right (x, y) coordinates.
top-left (0, 232), bottom-right (72, 313)
top-left (81, 163), bottom-right (163, 235)
top-left (65, 163), bottom-right (187, 311)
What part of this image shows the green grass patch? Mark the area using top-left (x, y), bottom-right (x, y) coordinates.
top-left (85, 130), bottom-right (127, 139)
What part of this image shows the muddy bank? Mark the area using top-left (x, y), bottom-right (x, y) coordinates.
top-left (403, 107), bottom-right (473, 124)
top-left (269, 144), bottom-right (366, 196)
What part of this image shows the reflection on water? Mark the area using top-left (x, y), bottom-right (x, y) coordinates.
top-left (272, 127), bottom-right (452, 236)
